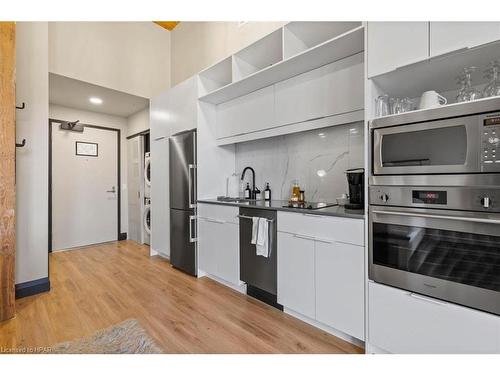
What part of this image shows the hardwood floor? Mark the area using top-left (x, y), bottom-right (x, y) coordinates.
top-left (0, 240), bottom-right (363, 353)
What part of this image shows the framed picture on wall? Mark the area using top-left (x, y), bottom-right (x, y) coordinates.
top-left (75, 141), bottom-right (98, 157)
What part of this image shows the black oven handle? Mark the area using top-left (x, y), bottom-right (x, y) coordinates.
top-left (371, 210), bottom-right (500, 225)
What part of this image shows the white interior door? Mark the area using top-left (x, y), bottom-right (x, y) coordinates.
top-left (52, 122), bottom-right (118, 250)
top-left (127, 136), bottom-right (142, 243)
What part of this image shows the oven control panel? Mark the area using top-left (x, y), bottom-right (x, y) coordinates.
top-left (481, 114), bottom-right (500, 172)
top-left (370, 186), bottom-right (500, 213)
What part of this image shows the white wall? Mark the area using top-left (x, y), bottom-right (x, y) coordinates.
top-left (49, 22), bottom-right (171, 98)
top-left (49, 104), bottom-right (129, 234)
top-left (126, 107), bottom-right (150, 137)
top-left (15, 22), bottom-right (49, 284)
top-left (170, 22), bottom-right (286, 85)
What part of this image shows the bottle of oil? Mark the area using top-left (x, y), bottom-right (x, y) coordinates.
top-left (291, 180), bottom-right (300, 202)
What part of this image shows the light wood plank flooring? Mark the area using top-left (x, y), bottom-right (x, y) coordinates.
top-left (0, 240), bottom-right (363, 353)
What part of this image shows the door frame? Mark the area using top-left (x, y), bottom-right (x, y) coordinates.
top-left (48, 118), bottom-right (122, 252)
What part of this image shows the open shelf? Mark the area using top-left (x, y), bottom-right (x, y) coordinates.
top-left (198, 57), bottom-right (232, 97)
top-left (371, 40), bottom-right (500, 99)
top-left (232, 28), bottom-right (283, 82)
top-left (283, 21), bottom-right (362, 59)
top-left (199, 25), bottom-right (364, 105)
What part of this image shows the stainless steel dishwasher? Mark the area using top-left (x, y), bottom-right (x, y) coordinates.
top-left (238, 207), bottom-right (282, 310)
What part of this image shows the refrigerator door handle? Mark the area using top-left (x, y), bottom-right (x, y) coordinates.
top-left (188, 164), bottom-right (197, 208)
top-left (189, 215), bottom-right (197, 243)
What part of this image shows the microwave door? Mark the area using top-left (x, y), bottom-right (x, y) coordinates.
top-left (373, 117), bottom-right (480, 175)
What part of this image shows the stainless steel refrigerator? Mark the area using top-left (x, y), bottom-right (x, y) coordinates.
top-left (169, 129), bottom-right (197, 275)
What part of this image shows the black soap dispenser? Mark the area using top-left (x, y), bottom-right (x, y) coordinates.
top-left (244, 183), bottom-right (251, 199)
top-left (264, 182), bottom-right (271, 201)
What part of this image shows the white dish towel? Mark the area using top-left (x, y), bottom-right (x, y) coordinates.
top-left (251, 217), bottom-right (259, 245)
top-left (256, 218), bottom-right (269, 258)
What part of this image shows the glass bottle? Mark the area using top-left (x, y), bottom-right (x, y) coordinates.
top-left (244, 183), bottom-right (251, 199)
top-left (291, 180), bottom-right (300, 202)
top-left (264, 182), bottom-right (271, 201)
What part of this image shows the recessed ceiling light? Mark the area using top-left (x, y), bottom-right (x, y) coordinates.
top-left (89, 97), bottom-right (103, 105)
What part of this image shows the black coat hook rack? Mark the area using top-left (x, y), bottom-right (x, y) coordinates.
top-left (16, 139), bottom-right (26, 148)
top-left (16, 102), bottom-right (25, 110)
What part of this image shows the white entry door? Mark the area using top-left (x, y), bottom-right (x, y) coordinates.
top-left (51, 121), bottom-right (119, 251)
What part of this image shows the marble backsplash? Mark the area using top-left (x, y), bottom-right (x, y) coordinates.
top-left (235, 122), bottom-right (364, 203)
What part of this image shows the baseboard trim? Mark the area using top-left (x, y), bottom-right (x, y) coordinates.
top-left (284, 307), bottom-right (365, 349)
top-left (199, 271), bottom-right (247, 294)
top-left (15, 277), bottom-right (50, 299)
top-left (118, 232), bottom-right (127, 241)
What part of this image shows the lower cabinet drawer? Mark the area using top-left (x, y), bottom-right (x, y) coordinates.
top-left (277, 212), bottom-right (364, 246)
top-left (368, 282), bottom-right (500, 353)
top-left (198, 203), bottom-right (239, 224)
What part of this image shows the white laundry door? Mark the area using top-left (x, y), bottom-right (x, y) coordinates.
top-left (52, 123), bottom-right (119, 250)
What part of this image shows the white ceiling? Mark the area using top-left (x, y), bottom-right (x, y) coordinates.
top-left (49, 73), bottom-right (149, 117)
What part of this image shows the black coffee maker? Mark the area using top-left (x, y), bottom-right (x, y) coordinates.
top-left (345, 168), bottom-right (364, 209)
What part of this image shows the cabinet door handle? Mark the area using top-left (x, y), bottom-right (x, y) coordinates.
top-left (201, 217), bottom-right (225, 224)
top-left (314, 237), bottom-right (333, 244)
top-left (293, 234), bottom-right (315, 241)
top-left (408, 293), bottom-right (448, 306)
top-left (154, 136), bottom-right (166, 141)
top-left (303, 213), bottom-right (320, 218)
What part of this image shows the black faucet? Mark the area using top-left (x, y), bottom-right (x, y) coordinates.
top-left (241, 166), bottom-right (256, 200)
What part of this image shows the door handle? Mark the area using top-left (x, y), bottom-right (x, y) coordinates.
top-left (372, 209), bottom-right (500, 225)
top-left (106, 186), bottom-right (116, 193)
top-left (189, 215), bottom-right (197, 243)
top-left (188, 164), bottom-right (197, 208)
top-left (408, 292), bottom-right (448, 306)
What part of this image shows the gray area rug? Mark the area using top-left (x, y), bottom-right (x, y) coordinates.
top-left (50, 319), bottom-right (163, 354)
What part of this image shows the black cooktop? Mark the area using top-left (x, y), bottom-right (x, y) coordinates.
top-left (283, 202), bottom-right (337, 210)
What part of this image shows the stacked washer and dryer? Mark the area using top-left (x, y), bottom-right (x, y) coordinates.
top-left (142, 151), bottom-right (151, 245)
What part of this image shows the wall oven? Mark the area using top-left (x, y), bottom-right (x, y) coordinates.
top-left (369, 98), bottom-right (500, 316)
top-left (369, 185), bottom-right (500, 315)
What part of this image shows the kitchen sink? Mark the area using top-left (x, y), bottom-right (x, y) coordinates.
top-left (216, 197), bottom-right (253, 203)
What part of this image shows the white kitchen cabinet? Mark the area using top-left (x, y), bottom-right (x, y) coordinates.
top-left (322, 53), bottom-right (364, 120)
top-left (216, 85), bottom-right (274, 140)
top-left (277, 232), bottom-right (316, 319)
top-left (277, 212), bottom-right (365, 340)
top-left (197, 204), bottom-right (240, 286)
top-left (430, 22), bottom-right (500, 57)
top-left (367, 22), bottom-right (429, 78)
top-left (368, 282), bottom-right (500, 354)
top-left (274, 64), bottom-right (325, 126)
top-left (149, 76), bottom-right (198, 257)
top-left (315, 241), bottom-right (364, 340)
top-left (167, 76), bottom-right (198, 135)
top-left (150, 91), bottom-right (171, 257)
top-left (198, 217), bottom-right (219, 276)
top-left (274, 53), bottom-right (363, 128)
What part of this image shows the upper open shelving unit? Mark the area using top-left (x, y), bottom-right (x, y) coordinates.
top-left (198, 22), bottom-right (363, 105)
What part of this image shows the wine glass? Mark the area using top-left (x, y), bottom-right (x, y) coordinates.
top-left (483, 61), bottom-right (500, 98)
top-left (456, 75), bottom-right (467, 103)
top-left (400, 97), bottom-right (413, 112)
top-left (375, 94), bottom-right (389, 117)
top-left (390, 97), bottom-right (402, 115)
top-left (462, 67), bottom-right (482, 102)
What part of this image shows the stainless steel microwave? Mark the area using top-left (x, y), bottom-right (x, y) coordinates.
top-left (371, 110), bottom-right (500, 175)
